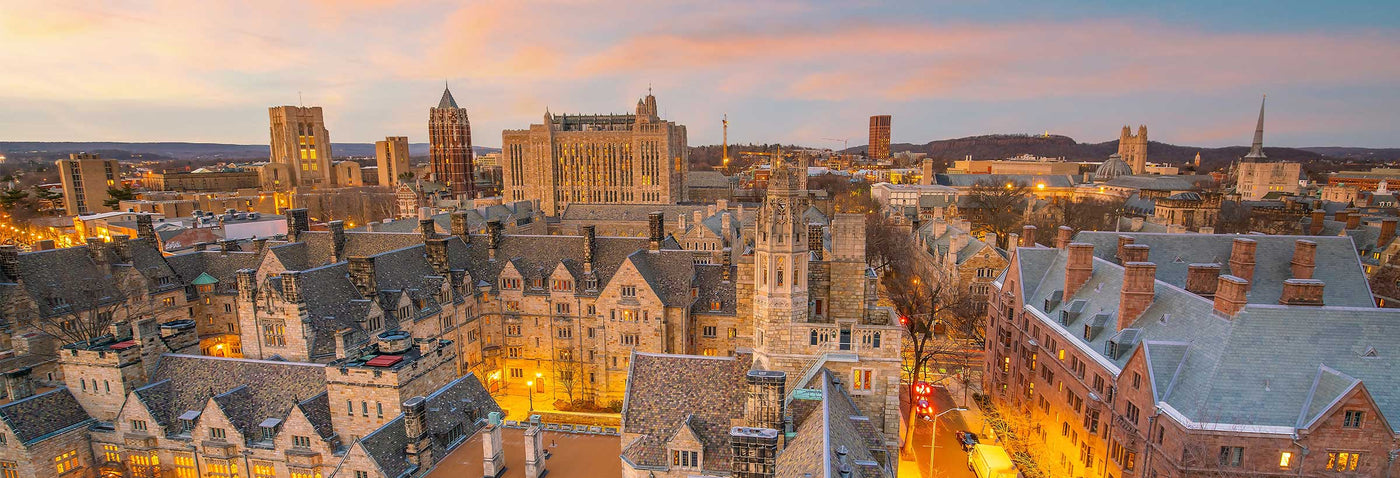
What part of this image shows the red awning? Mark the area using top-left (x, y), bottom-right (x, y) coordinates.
top-left (110, 340), bottom-right (137, 350)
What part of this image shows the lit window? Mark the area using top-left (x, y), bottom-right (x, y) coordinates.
top-left (1279, 451), bottom-right (1293, 468)
top-left (852, 369), bottom-right (873, 391)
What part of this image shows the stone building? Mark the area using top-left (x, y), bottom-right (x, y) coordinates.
top-left (1118, 125), bottom-right (1147, 174)
top-left (376, 136), bottom-right (411, 188)
top-left (868, 115), bottom-right (891, 160)
top-left (1235, 97), bottom-right (1302, 200)
top-left (268, 106), bottom-right (334, 188)
top-left (429, 86), bottom-right (474, 197)
top-left (986, 230), bottom-right (1400, 477)
top-left (916, 218), bottom-right (1008, 315)
top-left (143, 169), bottom-right (261, 192)
top-left (501, 91), bottom-right (688, 216)
top-left (57, 153), bottom-right (120, 216)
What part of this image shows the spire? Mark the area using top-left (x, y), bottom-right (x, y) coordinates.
top-left (437, 84), bottom-right (459, 109)
top-left (1244, 95), bottom-right (1267, 161)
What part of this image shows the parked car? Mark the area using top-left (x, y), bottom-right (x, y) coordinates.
top-left (955, 430), bottom-right (979, 452)
top-left (968, 444), bottom-right (1019, 478)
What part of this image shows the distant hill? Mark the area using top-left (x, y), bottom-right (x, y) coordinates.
top-left (0, 142), bottom-right (500, 162)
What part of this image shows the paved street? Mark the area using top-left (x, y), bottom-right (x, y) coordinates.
top-left (901, 384), bottom-right (977, 478)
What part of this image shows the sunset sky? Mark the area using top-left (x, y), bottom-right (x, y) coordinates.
top-left (2, 0), bottom-right (1398, 148)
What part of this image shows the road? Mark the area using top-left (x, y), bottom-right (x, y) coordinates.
top-left (903, 385), bottom-right (977, 478)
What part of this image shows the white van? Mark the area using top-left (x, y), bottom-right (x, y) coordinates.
top-left (968, 444), bottom-right (1018, 478)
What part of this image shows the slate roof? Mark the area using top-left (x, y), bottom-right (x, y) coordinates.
top-left (690, 264), bottom-right (737, 315)
top-left (687, 170), bottom-right (734, 189)
top-left (362, 201), bottom-right (539, 234)
top-left (776, 370), bottom-right (892, 478)
top-left (0, 388), bottom-right (93, 446)
top-left (1102, 174), bottom-right (1215, 191)
top-left (7, 239), bottom-right (179, 317)
top-left (1013, 237), bottom-right (1400, 433)
top-left (559, 204), bottom-right (714, 223)
top-left (164, 250), bottom-right (261, 295)
top-left (358, 373), bottom-right (500, 478)
top-left (936, 173), bottom-right (1079, 188)
top-left (621, 352), bottom-right (749, 474)
top-left (918, 221), bottom-right (1004, 266)
top-left (136, 354), bottom-right (329, 441)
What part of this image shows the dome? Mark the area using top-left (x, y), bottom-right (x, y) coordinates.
top-left (1094, 154), bottom-right (1133, 181)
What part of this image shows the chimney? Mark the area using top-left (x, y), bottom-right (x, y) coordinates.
top-left (648, 211), bottom-right (664, 252)
top-left (1185, 263), bottom-right (1221, 298)
top-left (1213, 275), bottom-right (1249, 316)
top-left (693, 210), bottom-right (703, 230)
top-left (3, 367), bottom-right (35, 401)
top-left (86, 237), bottom-right (108, 264)
top-left (0, 245), bottom-right (18, 280)
top-left (985, 233), bottom-right (997, 250)
top-left (1020, 225), bottom-right (1036, 247)
top-left (487, 220), bottom-right (503, 261)
top-left (1116, 235), bottom-right (1135, 262)
top-left (744, 370), bottom-right (786, 433)
top-left (1064, 243), bottom-right (1095, 299)
top-left (1056, 226), bottom-right (1074, 249)
top-left (218, 239), bottom-right (238, 255)
top-left (281, 271), bottom-right (303, 303)
top-left (677, 213), bottom-right (687, 232)
top-left (417, 206), bottom-right (431, 220)
top-left (1334, 209), bottom-right (1351, 229)
top-left (808, 224), bottom-right (824, 260)
top-left (1007, 233), bottom-right (1019, 250)
top-left (110, 234), bottom-right (132, 263)
top-left (1290, 239), bottom-right (1317, 279)
top-left (450, 211), bottom-right (471, 244)
top-left (581, 225), bottom-right (596, 272)
top-left (483, 412), bottom-right (505, 477)
top-left (1118, 262), bottom-right (1156, 330)
top-left (933, 218), bottom-right (948, 238)
top-left (1279, 278), bottom-right (1325, 306)
top-left (722, 212), bottom-right (733, 243)
top-left (1309, 209), bottom-right (1326, 235)
top-left (328, 220), bottom-right (346, 261)
top-left (524, 423), bottom-right (547, 478)
top-left (1382, 218), bottom-right (1398, 247)
top-left (348, 256), bottom-right (377, 297)
top-left (32, 239), bottom-right (53, 251)
top-left (403, 396), bottom-right (432, 470)
top-left (253, 237), bottom-right (269, 254)
top-left (729, 427), bottom-right (780, 477)
top-left (425, 238), bottom-right (449, 275)
top-left (136, 214), bottom-right (157, 246)
top-left (236, 268), bottom-right (257, 301)
top-left (285, 208), bottom-right (309, 242)
top-left (1121, 244), bottom-right (1150, 263)
top-left (420, 218), bottom-right (436, 242)
top-left (1346, 209), bottom-right (1361, 229)
top-left (722, 246), bottom-right (733, 281)
top-left (1228, 238), bottom-right (1257, 286)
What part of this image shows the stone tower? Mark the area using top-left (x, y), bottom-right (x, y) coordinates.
top-left (1118, 125), bottom-right (1147, 174)
top-left (752, 152), bottom-right (810, 370)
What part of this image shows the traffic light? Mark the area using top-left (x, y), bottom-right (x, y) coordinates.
top-left (900, 315), bottom-right (910, 326)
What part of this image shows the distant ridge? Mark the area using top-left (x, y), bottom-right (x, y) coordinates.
top-left (0, 142), bottom-right (501, 161)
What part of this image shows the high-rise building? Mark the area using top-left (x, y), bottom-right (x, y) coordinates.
top-left (501, 91), bottom-right (688, 216)
top-left (868, 115), bottom-right (891, 160)
top-left (1118, 124), bottom-right (1147, 174)
top-left (1235, 96), bottom-right (1301, 200)
top-left (268, 106), bottom-right (333, 188)
top-left (428, 85), bottom-right (474, 197)
top-left (376, 136), bottom-right (411, 187)
top-left (57, 153), bottom-right (119, 215)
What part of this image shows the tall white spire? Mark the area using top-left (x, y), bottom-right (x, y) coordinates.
top-left (1243, 95), bottom-right (1267, 161)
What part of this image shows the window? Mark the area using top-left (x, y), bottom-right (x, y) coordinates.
top-left (728, 327), bottom-right (737, 338)
top-left (1132, 372), bottom-right (1142, 389)
top-left (253, 461), bottom-right (276, 478)
top-left (162, 297), bottom-right (175, 306)
top-left (356, 472), bottom-right (370, 478)
top-left (621, 334), bottom-right (639, 346)
top-left (505, 300), bottom-right (521, 312)
top-left (672, 450), bottom-right (699, 468)
top-left (361, 401), bottom-right (369, 417)
top-left (1219, 446), bottom-right (1244, 467)
top-left (290, 471), bottom-right (317, 478)
top-left (262, 321), bottom-right (286, 347)
top-left (1279, 451), bottom-right (1294, 468)
top-left (702, 326), bottom-right (717, 338)
top-left (508, 347), bottom-right (522, 358)
top-left (131, 453), bottom-right (159, 478)
top-left (377, 402), bottom-right (384, 418)
top-left (54, 450), bottom-right (79, 474)
top-left (509, 368), bottom-right (524, 379)
top-left (0, 461), bottom-right (16, 478)
top-left (852, 369), bottom-right (873, 391)
top-left (1344, 410), bottom-right (1364, 428)
top-left (174, 455), bottom-right (196, 478)
top-left (131, 419), bottom-right (148, 432)
top-left (1126, 402), bottom-right (1140, 426)
top-left (102, 444), bottom-right (120, 462)
top-left (206, 459), bottom-right (237, 476)
top-left (621, 285), bottom-right (637, 298)
top-left (555, 302), bottom-right (571, 314)
top-left (710, 300), bottom-right (722, 311)
top-left (558, 349), bottom-right (573, 361)
top-left (552, 279), bottom-right (572, 292)
top-left (294, 435), bottom-right (311, 448)
top-left (502, 278), bottom-right (521, 290)
top-left (556, 326), bottom-right (572, 339)
top-left (1326, 452), bottom-right (1360, 471)
top-left (211, 427), bottom-right (227, 439)
top-left (506, 324), bottom-right (521, 336)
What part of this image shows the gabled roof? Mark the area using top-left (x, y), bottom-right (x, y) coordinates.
top-left (776, 369), bottom-right (893, 478)
top-left (137, 355), bottom-right (328, 441)
top-left (621, 352), bottom-right (749, 474)
top-left (0, 388), bottom-right (92, 446)
top-left (358, 374), bottom-right (500, 478)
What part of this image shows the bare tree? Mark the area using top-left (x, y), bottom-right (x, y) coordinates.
top-left (865, 213), bottom-right (913, 274)
top-left (24, 276), bottom-right (138, 346)
top-left (964, 179), bottom-right (1031, 250)
top-left (1031, 197), bottom-right (1127, 234)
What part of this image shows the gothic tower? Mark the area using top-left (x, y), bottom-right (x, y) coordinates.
top-left (752, 152), bottom-right (810, 369)
top-left (429, 84), bottom-right (475, 197)
top-left (1118, 125), bottom-right (1147, 174)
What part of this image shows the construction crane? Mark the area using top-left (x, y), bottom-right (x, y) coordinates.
top-left (822, 137), bottom-right (850, 152)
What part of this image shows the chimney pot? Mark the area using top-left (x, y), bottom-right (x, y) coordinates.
top-left (1213, 274), bottom-right (1250, 317)
top-left (1290, 239), bottom-right (1317, 279)
top-left (1228, 237), bottom-right (1258, 285)
top-left (1116, 235), bottom-right (1135, 262)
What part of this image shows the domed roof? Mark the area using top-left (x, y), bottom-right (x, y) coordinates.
top-left (1094, 154), bottom-right (1133, 181)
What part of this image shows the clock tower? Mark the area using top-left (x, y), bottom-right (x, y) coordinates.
top-left (752, 152), bottom-right (810, 369)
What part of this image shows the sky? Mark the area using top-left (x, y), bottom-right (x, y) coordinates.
top-left (2, 0), bottom-right (1398, 148)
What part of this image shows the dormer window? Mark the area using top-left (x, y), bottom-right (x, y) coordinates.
top-left (258, 418), bottom-right (282, 442)
top-left (671, 449), bottom-right (700, 470)
top-left (178, 410), bottom-right (201, 434)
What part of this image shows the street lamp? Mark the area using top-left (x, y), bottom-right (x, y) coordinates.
top-left (526, 380), bottom-right (535, 412)
top-left (926, 407), bottom-right (967, 478)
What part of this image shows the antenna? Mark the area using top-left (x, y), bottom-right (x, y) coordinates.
top-left (298, 91), bottom-right (304, 107)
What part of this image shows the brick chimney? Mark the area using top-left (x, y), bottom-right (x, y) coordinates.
top-left (808, 224), bottom-right (824, 261)
top-left (1056, 226), bottom-right (1074, 249)
top-left (1334, 209), bottom-right (1351, 229)
top-left (648, 211), bottom-right (664, 252)
top-left (487, 220), bottom-right (503, 261)
top-left (3, 367), bottom-right (35, 401)
top-left (1185, 263), bottom-right (1221, 298)
top-left (253, 237), bottom-right (268, 254)
top-left (1279, 278), bottom-right (1325, 306)
top-left (580, 225), bottom-right (597, 274)
top-left (281, 271), bottom-right (303, 303)
top-left (933, 218), bottom-right (948, 238)
top-left (1020, 225), bottom-right (1036, 247)
top-left (1118, 262), bottom-right (1156, 330)
top-left (1116, 235), bottom-right (1135, 263)
top-left (1346, 209), bottom-right (1361, 229)
top-left (722, 246), bottom-right (733, 282)
top-left (348, 256), bottom-right (377, 297)
top-left (1309, 209), bottom-right (1326, 235)
top-left (677, 212), bottom-right (687, 232)
top-left (1213, 275), bottom-right (1249, 317)
top-left (1064, 243), bottom-right (1095, 299)
top-left (86, 237), bottom-right (108, 264)
top-left (284, 208), bottom-right (309, 242)
top-left (525, 423), bottom-right (547, 478)
top-left (744, 370), bottom-right (786, 432)
top-left (1290, 239), bottom-right (1317, 279)
top-left (1007, 233), bottom-right (1019, 250)
top-left (236, 268), bottom-right (257, 301)
top-left (218, 239), bottom-right (238, 255)
top-left (1381, 218), bottom-right (1398, 247)
top-left (0, 245), bottom-right (18, 280)
top-left (1227, 238), bottom-right (1257, 286)
top-left (450, 211), bottom-right (471, 244)
top-left (328, 220), bottom-right (346, 261)
top-left (722, 212), bottom-right (733, 244)
top-left (1121, 243), bottom-right (1150, 263)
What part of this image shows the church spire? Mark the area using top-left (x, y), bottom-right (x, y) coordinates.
top-left (437, 83), bottom-right (459, 109)
top-left (1244, 95), bottom-right (1267, 161)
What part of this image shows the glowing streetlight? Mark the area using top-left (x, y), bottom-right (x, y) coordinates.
top-left (526, 380), bottom-right (535, 412)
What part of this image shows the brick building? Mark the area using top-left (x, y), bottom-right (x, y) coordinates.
top-left (428, 86), bottom-right (474, 197)
top-left (986, 228), bottom-right (1400, 477)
